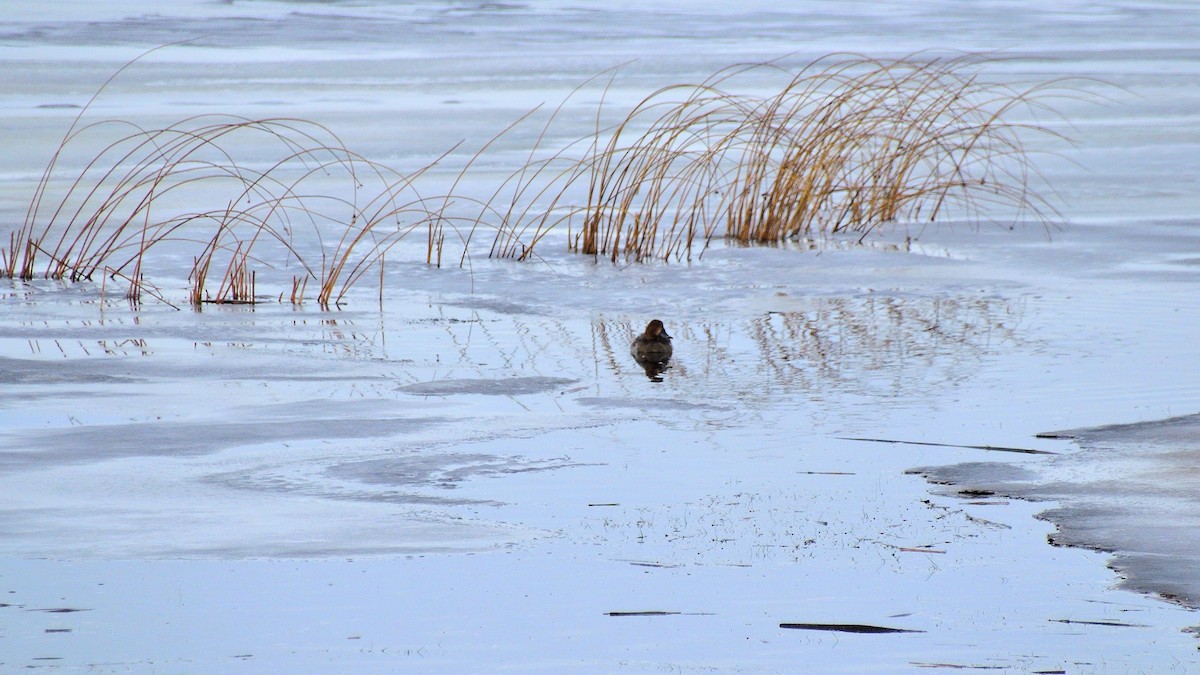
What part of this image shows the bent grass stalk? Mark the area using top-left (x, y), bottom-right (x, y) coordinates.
top-left (563, 53), bottom-right (1077, 262)
top-left (7, 50), bottom-right (1083, 305)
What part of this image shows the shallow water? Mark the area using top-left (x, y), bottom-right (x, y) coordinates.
top-left (2, 1), bottom-right (1200, 671)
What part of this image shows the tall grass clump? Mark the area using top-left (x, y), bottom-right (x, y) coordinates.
top-left (8, 110), bottom-right (443, 307)
top-left (561, 53), bottom-right (1075, 262)
top-left (4, 49), bottom-right (1083, 307)
top-left (4, 45), bottom-right (450, 308)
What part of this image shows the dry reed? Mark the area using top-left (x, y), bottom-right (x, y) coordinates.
top-left (10, 110), bottom-right (444, 307)
top-left (4, 50), bottom-right (1082, 306)
top-left (561, 53), bottom-right (1078, 262)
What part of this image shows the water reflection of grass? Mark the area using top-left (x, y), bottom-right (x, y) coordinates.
top-left (591, 294), bottom-right (1022, 400)
top-left (4, 50), bottom-right (1083, 307)
top-left (747, 295), bottom-right (1024, 395)
top-left (418, 294), bottom-right (1022, 401)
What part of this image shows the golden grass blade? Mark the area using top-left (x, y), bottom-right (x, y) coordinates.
top-left (8, 49), bottom-right (1092, 305)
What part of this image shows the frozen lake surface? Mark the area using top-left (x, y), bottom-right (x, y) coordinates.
top-left (2, 1), bottom-right (1200, 671)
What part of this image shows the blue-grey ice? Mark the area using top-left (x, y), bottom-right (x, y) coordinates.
top-left (1, 0), bottom-right (1199, 672)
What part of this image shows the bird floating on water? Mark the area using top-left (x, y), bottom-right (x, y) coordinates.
top-left (630, 319), bottom-right (673, 362)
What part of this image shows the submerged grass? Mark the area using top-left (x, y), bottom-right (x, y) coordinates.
top-left (3, 50), bottom-right (1085, 305)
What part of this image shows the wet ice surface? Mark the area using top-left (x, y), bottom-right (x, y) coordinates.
top-left (7, 241), bottom-right (1200, 671)
top-left (916, 414), bottom-right (1200, 610)
top-left (3, 0), bottom-right (1200, 671)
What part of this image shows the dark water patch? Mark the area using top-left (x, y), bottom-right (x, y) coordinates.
top-left (0, 356), bottom-right (136, 386)
top-left (911, 413), bottom-right (1200, 609)
top-left (446, 297), bottom-right (547, 316)
top-left (0, 411), bottom-right (446, 470)
top-left (398, 376), bottom-right (576, 396)
top-left (1105, 553), bottom-right (1200, 609)
top-left (205, 447), bottom-right (590, 509)
top-left (1042, 412), bottom-right (1200, 446)
top-left (0, 13), bottom-right (430, 49)
top-left (575, 396), bottom-right (728, 412)
top-left (844, 436), bottom-right (1056, 455)
top-left (210, 469), bottom-right (502, 507)
top-left (780, 622), bottom-right (923, 634)
top-left (909, 461), bottom-right (1039, 488)
top-left (154, 541), bottom-right (495, 559)
top-left (1049, 618), bottom-right (1148, 628)
top-left (327, 453), bottom-right (585, 490)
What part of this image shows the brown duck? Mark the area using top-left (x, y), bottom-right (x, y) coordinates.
top-left (630, 319), bottom-right (673, 362)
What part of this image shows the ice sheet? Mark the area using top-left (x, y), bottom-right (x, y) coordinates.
top-left (2, 0), bottom-right (1200, 671)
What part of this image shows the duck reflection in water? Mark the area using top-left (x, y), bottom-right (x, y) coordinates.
top-left (631, 319), bottom-right (673, 381)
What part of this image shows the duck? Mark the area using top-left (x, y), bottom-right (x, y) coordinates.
top-left (630, 319), bottom-right (673, 362)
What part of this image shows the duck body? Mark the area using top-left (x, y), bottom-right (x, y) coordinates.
top-left (630, 319), bottom-right (673, 361)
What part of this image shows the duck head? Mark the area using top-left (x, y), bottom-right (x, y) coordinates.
top-left (643, 319), bottom-right (671, 340)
